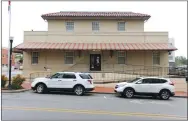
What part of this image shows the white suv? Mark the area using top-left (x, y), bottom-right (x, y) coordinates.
top-left (31, 72), bottom-right (95, 96)
top-left (114, 77), bottom-right (175, 100)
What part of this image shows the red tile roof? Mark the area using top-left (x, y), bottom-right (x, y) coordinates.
top-left (41, 11), bottom-right (151, 20)
top-left (14, 42), bottom-right (177, 51)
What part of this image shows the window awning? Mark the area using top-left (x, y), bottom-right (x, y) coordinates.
top-left (14, 42), bottom-right (177, 51)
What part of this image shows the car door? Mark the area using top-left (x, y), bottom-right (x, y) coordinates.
top-left (134, 78), bottom-right (151, 93)
top-left (149, 79), bottom-right (167, 93)
top-left (61, 73), bottom-right (77, 88)
top-left (47, 73), bottom-right (64, 88)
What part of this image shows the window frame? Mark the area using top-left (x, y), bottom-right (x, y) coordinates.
top-left (64, 51), bottom-right (74, 64)
top-left (65, 21), bottom-right (74, 32)
top-left (152, 51), bottom-right (160, 65)
top-left (117, 21), bottom-right (125, 31)
top-left (117, 51), bottom-right (126, 64)
top-left (92, 21), bottom-right (100, 31)
top-left (31, 52), bottom-right (39, 65)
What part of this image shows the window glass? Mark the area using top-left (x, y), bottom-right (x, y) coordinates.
top-left (63, 73), bottom-right (76, 79)
top-left (66, 22), bottom-right (74, 31)
top-left (117, 51), bottom-right (126, 64)
top-left (127, 78), bottom-right (141, 83)
top-left (150, 79), bottom-right (160, 83)
top-left (142, 79), bottom-right (152, 84)
top-left (159, 79), bottom-right (167, 83)
top-left (79, 74), bottom-right (91, 79)
top-left (92, 21), bottom-right (100, 31)
top-left (31, 52), bottom-right (39, 64)
top-left (153, 52), bottom-right (160, 65)
top-left (118, 22), bottom-right (125, 31)
top-left (51, 73), bottom-right (60, 78)
top-left (65, 52), bottom-right (74, 64)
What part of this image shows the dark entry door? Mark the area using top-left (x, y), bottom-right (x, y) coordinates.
top-left (90, 54), bottom-right (101, 71)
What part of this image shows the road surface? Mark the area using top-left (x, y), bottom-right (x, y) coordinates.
top-left (2, 91), bottom-right (187, 120)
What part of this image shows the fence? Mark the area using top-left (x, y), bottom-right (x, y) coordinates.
top-left (29, 64), bottom-right (174, 84)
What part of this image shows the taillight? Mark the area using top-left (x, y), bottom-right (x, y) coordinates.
top-left (169, 81), bottom-right (174, 86)
top-left (88, 80), bottom-right (92, 84)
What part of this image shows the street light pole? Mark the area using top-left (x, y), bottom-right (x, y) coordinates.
top-left (8, 37), bottom-right (13, 90)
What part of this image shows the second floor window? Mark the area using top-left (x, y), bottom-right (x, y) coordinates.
top-left (117, 22), bottom-right (125, 31)
top-left (66, 21), bottom-right (74, 31)
top-left (92, 21), bottom-right (100, 31)
top-left (31, 52), bottom-right (39, 64)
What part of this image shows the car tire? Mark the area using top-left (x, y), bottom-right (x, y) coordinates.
top-left (74, 85), bottom-right (84, 96)
top-left (123, 88), bottom-right (134, 98)
top-left (36, 84), bottom-right (46, 94)
top-left (159, 90), bottom-right (170, 100)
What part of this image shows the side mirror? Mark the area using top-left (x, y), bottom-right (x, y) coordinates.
top-left (136, 81), bottom-right (142, 84)
top-left (46, 75), bottom-right (51, 78)
top-left (186, 77), bottom-right (188, 83)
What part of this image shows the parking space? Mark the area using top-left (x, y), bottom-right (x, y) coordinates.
top-left (2, 91), bottom-right (187, 120)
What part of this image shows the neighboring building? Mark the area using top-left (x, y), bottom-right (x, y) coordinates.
top-left (168, 38), bottom-right (175, 67)
top-left (2, 47), bottom-right (15, 68)
top-left (14, 11), bottom-right (177, 78)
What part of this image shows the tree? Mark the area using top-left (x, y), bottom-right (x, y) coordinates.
top-left (175, 56), bottom-right (187, 66)
top-left (15, 54), bottom-right (23, 64)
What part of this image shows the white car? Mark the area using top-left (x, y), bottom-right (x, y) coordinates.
top-left (114, 77), bottom-right (175, 100)
top-left (31, 72), bottom-right (95, 96)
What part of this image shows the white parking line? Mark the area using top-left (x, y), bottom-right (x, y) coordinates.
top-left (130, 100), bottom-right (144, 104)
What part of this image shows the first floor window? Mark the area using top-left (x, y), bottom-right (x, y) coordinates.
top-left (31, 52), bottom-right (39, 64)
top-left (153, 51), bottom-right (160, 65)
top-left (65, 52), bottom-right (74, 64)
top-left (117, 51), bottom-right (126, 64)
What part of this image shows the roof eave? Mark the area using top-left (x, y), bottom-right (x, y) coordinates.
top-left (41, 15), bottom-right (151, 21)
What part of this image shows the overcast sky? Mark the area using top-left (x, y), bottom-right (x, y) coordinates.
top-left (2, 1), bottom-right (187, 57)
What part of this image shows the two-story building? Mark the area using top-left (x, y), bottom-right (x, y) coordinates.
top-left (14, 11), bottom-right (177, 78)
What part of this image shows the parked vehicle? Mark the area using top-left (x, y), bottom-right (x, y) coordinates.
top-left (114, 77), bottom-right (175, 100)
top-left (31, 72), bottom-right (95, 96)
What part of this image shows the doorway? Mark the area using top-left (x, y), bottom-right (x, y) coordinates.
top-left (90, 54), bottom-right (101, 71)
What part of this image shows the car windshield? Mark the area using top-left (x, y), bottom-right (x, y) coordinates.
top-left (49, 73), bottom-right (60, 78)
top-left (126, 78), bottom-right (141, 83)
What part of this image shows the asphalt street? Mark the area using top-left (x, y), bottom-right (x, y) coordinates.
top-left (2, 91), bottom-right (188, 120)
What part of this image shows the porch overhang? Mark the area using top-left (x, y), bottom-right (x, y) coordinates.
top-left (13, 42), bottom-right (177, 52)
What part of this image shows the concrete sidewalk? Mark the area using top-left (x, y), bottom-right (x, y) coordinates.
top-left (21, 78), bottom-right (187, 97)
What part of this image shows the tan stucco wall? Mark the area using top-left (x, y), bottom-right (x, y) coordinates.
top-left (23, 18), bottom-right (168, 43)
top-left (24, 31), bottom-right (168, 43)
top-left (47, 20), bottom-right (144, 32)
top-left (23, 50), bottom-right (169, 78)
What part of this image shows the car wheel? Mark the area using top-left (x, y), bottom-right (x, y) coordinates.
top-left (160, 90), bottom-right (170, 100)
top-left (123, 88), bottom-right (134, 98)
top-left (36, 84), bottom-right (46, 94)
top-left (74, 85), bottom-right (84, 96)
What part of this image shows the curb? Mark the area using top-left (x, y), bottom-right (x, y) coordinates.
top-left (1, 89), bottom-right (31, 93)
top-left (90, 92), bottom-right (188, 98)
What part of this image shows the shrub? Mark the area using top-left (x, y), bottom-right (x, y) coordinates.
top-left (1, 75), bottom-right (8, 88)
top-left (11, 74), bottom-right (26, 89)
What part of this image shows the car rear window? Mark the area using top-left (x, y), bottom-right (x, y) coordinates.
top-left (79, 74), bottom-right (92, 79)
